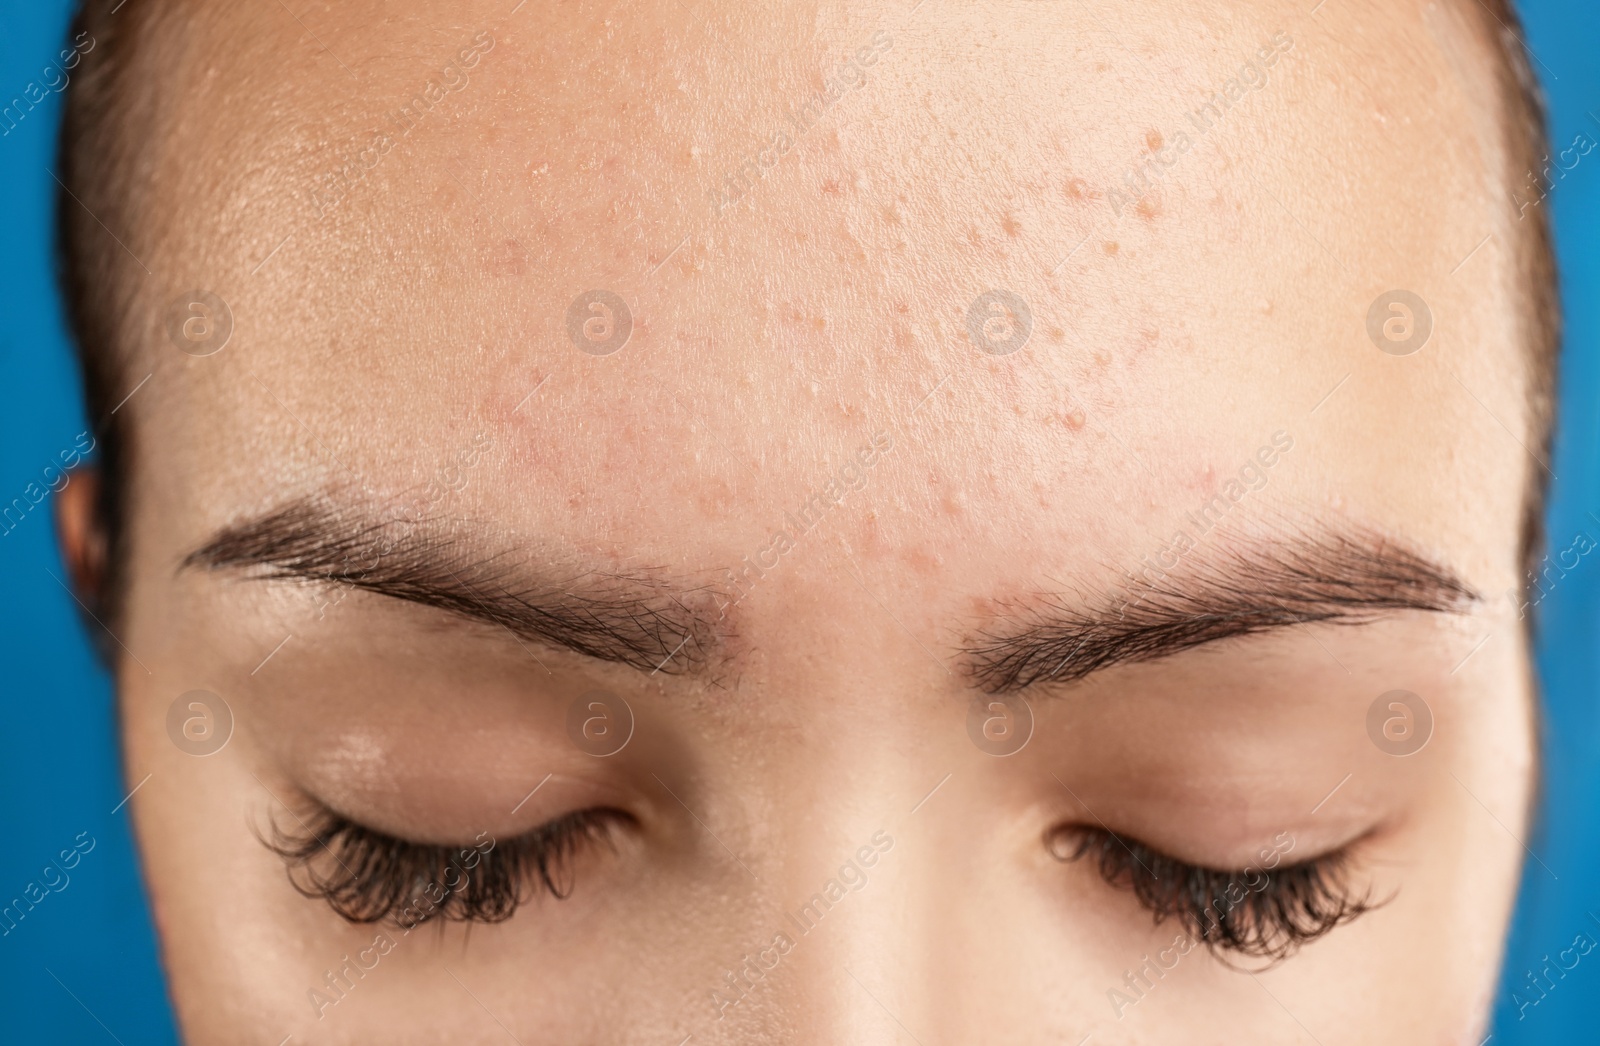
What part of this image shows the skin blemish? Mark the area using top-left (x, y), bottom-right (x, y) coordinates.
top-left (1146, 129), bottom-right (1164, 152)
top-left (1063, 177), bottom-right (1091, 201)
top-left (1135, 194), bottom-right (1162, 220)
top-left (894, 322), bottom-right (916, 352)
top-left (1002, 213), bottom-right (1022, 238)
top-left (1049, 327), bottom-right (1064, 344)
top-left (486, 237), bottom-right (527, 277)
top-left (899, 544), bottom-right (943, 577)
top-left (1102, 241), bottom-right (1119, 255)
top-left (695, 477), bottom-right (739, 517)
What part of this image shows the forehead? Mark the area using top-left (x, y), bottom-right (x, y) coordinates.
top-left (131, 0), bottom-right (1528, 591)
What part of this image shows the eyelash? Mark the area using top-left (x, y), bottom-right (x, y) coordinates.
top-left (267, 808), bottom-right (1369, 952)
top-left (267, 807), bottom-right (625, 928)
top-left (1058, 826), bottom-right (1375, 961)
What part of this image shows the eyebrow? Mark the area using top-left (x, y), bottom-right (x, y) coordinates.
top-left (182, 498), bottom-right (723, 677)
top-left (961, 527), bottom-right (1479, 693)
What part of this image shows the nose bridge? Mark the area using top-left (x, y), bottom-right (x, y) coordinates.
top-left (719, 742), bottom-right (965, 1045)
top-left (711, 814), bottom-right (932, 1045)
top-left (706, 587), bottom-right (977, 1045)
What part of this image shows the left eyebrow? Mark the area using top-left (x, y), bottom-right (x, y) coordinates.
top-left (960, 526), bottom-right (1479, 693)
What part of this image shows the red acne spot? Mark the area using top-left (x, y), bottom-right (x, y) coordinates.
top-left (490, 237), bottom-right (526, 277)
top-left (894, 300), bottom-right (911, 314)
top-left (1065, 408), bottom-right (1086, 429)
top-left (1049, 327), bottom-right (1065, 343)
top-left (696, 478), bottom-right (738, 517)
top-left (822, 177), bottom-right (843, 194)
top-left (900, 545), bottom-right (944, 577)
top-left (894, 323), bottom-right (915, 352)
top-left (1064, 177), bottom-right (1091, 201)
top-left (883, 205), bottom-right (903, 225)
top-left (1002, 213), bottom-right (1023, 238)
top-left (1136, 194), bottom-right (1162, 220)
top-left (1102, 241), bottom-right (1119, 255)
top-left (1146, 129), bottom-right (1164, 152)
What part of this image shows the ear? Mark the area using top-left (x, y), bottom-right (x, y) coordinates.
top-left (55, 465), bottom-right (108, 609)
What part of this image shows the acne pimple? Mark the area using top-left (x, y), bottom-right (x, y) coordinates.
top-left (899, 545), bottom-right (943, 577)
top-left (696, 477), bottom-right (739, 517)
top-left (1102, 241), bottom-right (1119, 255)
top-left (896, 323), bottom-right (921, 356)
top-left (1145, 129), bottom-right (1164, 151)
top-left (1135, 194), bottom-right (1162, 220)
top-left (1002, 213), bottom-right (1023, 238)
top-left (893, 323), bottom-right (916, 352)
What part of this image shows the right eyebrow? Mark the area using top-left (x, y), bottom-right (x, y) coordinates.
top-left (181, 497), bottom-right (725, 677)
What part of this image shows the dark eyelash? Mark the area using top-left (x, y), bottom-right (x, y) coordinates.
top-left (265, 807), bottom-right (623, 928)
top-left (1061, 827), bottom-right (1376, 961)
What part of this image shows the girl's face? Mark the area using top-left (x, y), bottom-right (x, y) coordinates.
top-left (78, 0), bottom-right (1539, 1041)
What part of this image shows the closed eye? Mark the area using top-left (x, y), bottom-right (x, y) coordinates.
top-left (1053, 825), bottom-right (1378, 961)
top-left (264, 805), bottom-right (631, 928)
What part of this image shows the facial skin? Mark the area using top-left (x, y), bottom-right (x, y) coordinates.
top-left (56, 0), bottom-right (1543, 1042)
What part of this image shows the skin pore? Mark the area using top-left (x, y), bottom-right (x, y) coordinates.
top-left (55, 0), bottom-right (1542, 1042)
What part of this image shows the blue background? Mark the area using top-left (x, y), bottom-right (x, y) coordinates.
top-left (0, 1), bottom-right (1594, 1041)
